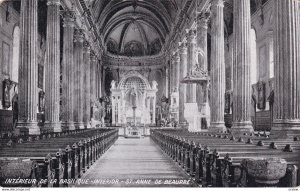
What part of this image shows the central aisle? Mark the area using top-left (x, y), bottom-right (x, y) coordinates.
top-left (80, 137), bottom-right (197, 187)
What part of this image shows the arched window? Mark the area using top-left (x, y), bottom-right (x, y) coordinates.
top-left (250, 28), bottom-right (257, 85)
top-left (12, 25), bottom-right (20, 83)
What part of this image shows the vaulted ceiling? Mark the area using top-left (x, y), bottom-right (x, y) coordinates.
top-left (86, 0), bottom-right (263, 57)
top-left (88, 0), bottom-right (182, 57)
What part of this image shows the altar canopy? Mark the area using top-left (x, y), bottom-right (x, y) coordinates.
top-left (110, 71), bottom-right (158, 126)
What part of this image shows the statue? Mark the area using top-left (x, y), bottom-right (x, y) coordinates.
top-left (257, 81), bottom-right (266, 110)
top-left (2, 79), bottom-right (12, 109)
top-left (152, 80), bottom-right (158, 90)
top-left (111, 80), bottom-right (116, 89)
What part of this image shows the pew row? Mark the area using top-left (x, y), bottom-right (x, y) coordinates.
top-left (0, 128), bottom-right (119, 187)
top-left (151, 129), bottom-right (300, 187)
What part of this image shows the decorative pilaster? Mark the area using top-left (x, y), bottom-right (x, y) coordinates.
top-left (44, 0), bottom-right (61, 133)
top-left (209, 0), bottom-right (226, 131)
top-left (231, 0), bottom-right (254, 135)
top-left (271, 0), bottom-right (300, 138)
top-left (73, 29), bottom-right (85, 129)
top-left (179, 39), bottom-right (187, 126)
top-left (61, 10), bottom-right (75, 131)
top-left (186, 29), bottom-right (197, 103)
top-left (16, 0), bottom-right (40, 135)
top-left (83, 41), bottom-right (91, 128)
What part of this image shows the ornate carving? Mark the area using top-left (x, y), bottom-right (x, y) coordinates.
top-left (197, 12), bottom-right (210, 29)
top-left (83, 40), bottom-right (90, 53)
top-left (243, 158), bottom-right (287, 185)
top-left (62, 10), bottom-right (76, 27)
top-left (47, 0), bottom-right (60, 6)
top-left (74, 29), bottom-right (85, 43)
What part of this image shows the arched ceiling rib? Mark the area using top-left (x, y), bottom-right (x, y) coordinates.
top-left (90, 0), bottom-right (179, 56)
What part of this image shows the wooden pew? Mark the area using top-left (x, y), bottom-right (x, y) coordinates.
top-left (151, 129), bottom-right (300, 187)
top-left (0, 128), bottom-right (119, 187)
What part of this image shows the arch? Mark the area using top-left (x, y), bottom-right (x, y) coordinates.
top-left (118, 71), bottom-right (151, 90)
top-left (103, 12), bottom-right (167, 43)
top-left (11, 25), bottom-right (20, 83)
top-left (250, 28), bottom-right (257, 85)
top-left (119, 21), bottom-right (149, 54)
top-left (97, 1), bottom-right (172, 33)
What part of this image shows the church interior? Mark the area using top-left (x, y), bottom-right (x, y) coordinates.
top-left (0, 0), bottom-right (300, 188)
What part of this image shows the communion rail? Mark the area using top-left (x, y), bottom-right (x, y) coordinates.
top-left (0, 128), bottom-right (118, 187)
top-left (151, 129), bottom-right (300, 187)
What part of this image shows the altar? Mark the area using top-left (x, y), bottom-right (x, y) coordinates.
top-left (124, 126), bottom-right (143, 138)
top-left (110, 71), bottom-right (158, 127)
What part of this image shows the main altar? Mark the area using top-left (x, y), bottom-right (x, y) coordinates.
top-left (110, 71), bottom-right (158, 137)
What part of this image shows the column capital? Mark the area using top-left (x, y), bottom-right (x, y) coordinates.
top-left (179, 38), bottom-right (187, 54)
top-left (74, 28), bottom-right (85, 43)
top-left (47, 0), bottom-right (60, 6)
top-left (62, 10), bottom-right (76, 27)
top-left (211, 0), bottom-right (224, 7)
top-left (197, 12), bottom-right (210, 29)
top-left (90, 50), bottom-right (97, 61)
top-left (174, 51), bottom-right (180, 62)
top-left (83, 40), bottom-right (91, 53)
top-left (187, 29), bottom-right (197, 44)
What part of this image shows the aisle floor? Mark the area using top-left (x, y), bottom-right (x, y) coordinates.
top-left (79, 137), bottom-right (197, 187)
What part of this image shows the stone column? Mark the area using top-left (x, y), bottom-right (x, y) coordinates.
top-left (209, 0), bottom-right (226, 131)
top-left (174, 52), bottom-right (180, 92)
top-left (271, 0), bottom-right (300, 138)
top-left (165, 65), bottom-right (169, 98)
top-left (186, 29), bottom-right (197, 102)
top-left (147, 97), bottom-right (151, 123)
top-left (44, 0), bottom-right (61, 133)
top-left (90, 51), bottom-right (97, 106)
top-left (197, 12), bottom-right (210, 128)
top-left (179, 40), bottom-right (187, 126)
top-left (16, 0), bottom-right (39, 134)
top-left (118, 97), bottom-right (122, 124)
top-left (112, 97), bottom-right (115, 125)
top-left (169, 57), bottom-right (174, 92)
top-left (231, 0), bottom-right (254, 135)
top-left (83, 41), bottom-right (91, 128)
top-left (197, 12), bottom-right (210, 103)
top-left (197, 12), bottom-right (209, 72)
top-left (73, 29), bottom-right (85, 129)
top-left (99, 62), bottom-right (103, 98)
top-left (95, 63), bottom-right (99, 99)
top-left (61, 10), bottom-right (76, 131)
top-left (152, 97), bottom-right (156, 124)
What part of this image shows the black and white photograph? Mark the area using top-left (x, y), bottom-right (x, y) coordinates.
top-left (0, 0), bottom-right (299, 189)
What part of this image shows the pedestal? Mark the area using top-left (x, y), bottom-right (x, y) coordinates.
top-left (15, 122), bottom-right (40, 135)
top-left (43, 122), bottom-right (62, 133)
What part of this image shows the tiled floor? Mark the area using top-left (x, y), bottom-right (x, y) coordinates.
top-left (79, 137), bottom-right (197, 187)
